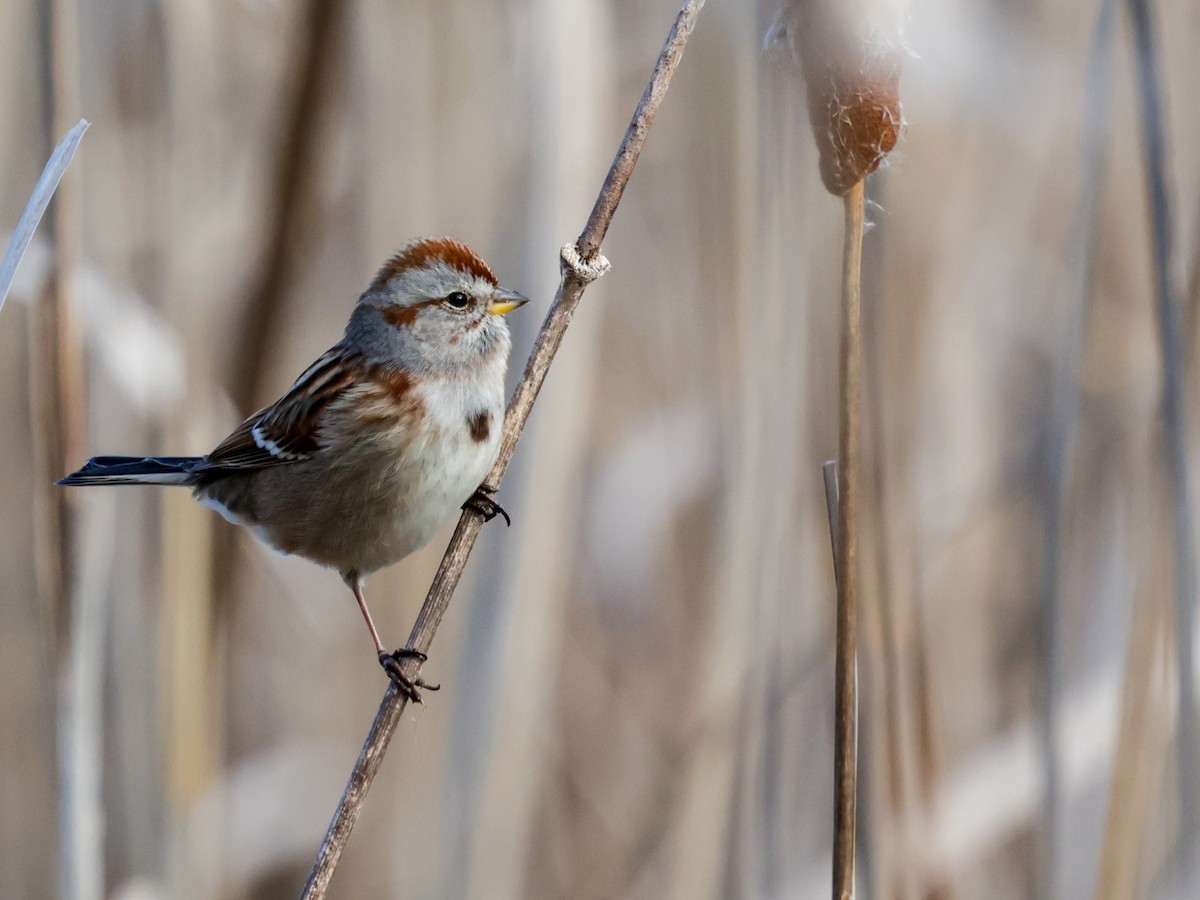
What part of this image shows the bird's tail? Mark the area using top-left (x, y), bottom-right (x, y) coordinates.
top-left (56, 456), bottom-right (202, 486)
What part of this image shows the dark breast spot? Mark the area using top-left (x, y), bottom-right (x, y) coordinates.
top-left (467, 410), bottom-right (491, 443)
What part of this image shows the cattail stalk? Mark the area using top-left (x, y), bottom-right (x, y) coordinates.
top-left (833, 178), bottom-right (865, 900)
top-left (34, 0), bottom-right (95, 896)
top-left (1125, 0), bottom-right (1198, 868)
top-left (779, 1), bottom-right (904, 894)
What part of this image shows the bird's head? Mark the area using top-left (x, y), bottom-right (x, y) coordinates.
top-left (349, 237), bottom-right (528, 376)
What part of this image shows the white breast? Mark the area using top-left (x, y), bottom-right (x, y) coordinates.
top-left (343, 371), bottom-right (503, 574)
top-left (414, 375), bottom-right (504, 510)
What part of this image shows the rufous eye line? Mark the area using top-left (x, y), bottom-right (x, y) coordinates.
top-left (380, 298), bottom-right (441, 329)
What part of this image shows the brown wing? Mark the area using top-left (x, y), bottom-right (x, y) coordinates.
top-left (199, 346), bottom-right (359, 473)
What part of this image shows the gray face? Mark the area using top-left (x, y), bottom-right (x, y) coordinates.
top-left (346, 262), bottom-right (519, 377)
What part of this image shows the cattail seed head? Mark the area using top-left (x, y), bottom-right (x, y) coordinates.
top-left (770, 0), bottom-right (907, 196)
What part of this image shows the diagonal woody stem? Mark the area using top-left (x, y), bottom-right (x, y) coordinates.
top-left (299, 2), bottom-right (705, 896)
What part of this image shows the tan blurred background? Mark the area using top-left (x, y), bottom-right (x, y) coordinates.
top-left (2, 0), bottom-right (1200, 897)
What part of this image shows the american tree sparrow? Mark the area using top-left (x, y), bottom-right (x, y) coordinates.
top-left (59, 237), bottom-right (528, 701)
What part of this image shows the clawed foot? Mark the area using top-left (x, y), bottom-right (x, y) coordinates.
top-left (463, 485), bottom-right (511, 526)
top-left (378, 648), bottom-right (440, 704)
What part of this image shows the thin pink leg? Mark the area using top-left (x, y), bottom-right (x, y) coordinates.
top-left (348, 574), bottom-right (387, 657)
top-left (343, 571), bottom-right (437, 702)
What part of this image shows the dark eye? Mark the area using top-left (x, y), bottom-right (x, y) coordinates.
top-left (445, 291), bottom-right (470, 309)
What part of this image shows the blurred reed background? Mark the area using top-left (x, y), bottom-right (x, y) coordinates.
top-left (1, 0), bottom-right (1199, 897)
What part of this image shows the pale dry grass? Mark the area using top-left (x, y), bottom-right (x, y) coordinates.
top-left (1, 0), bottom-right (1199, 897)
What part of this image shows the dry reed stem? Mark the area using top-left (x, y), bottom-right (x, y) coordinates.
top-left (1126, 0), bottom-right (1198, 869)
top-left (215, 0), bottom-right (347, 609)
top-left (857, 184), bottom-right (920, 894)
top-left (299, 2), bottom-right (706, 896)
top-left (833, 178), bottom-right (865, 900)
top-left (0, 121), bottom-right (87, 312)
top-left (231, 0), bottom-right (343, 414)
top-left (1189, 226), bottom-right (1200, 368)
top-left (1096, 534), bottom-right (1172, 900)
top-left (33, 2), bottom-right (94, 896)
top-left (31, 0), bottom-right (88, 656)
top-left (1038, 2), bottom-right (1117, 889)
top-left (2, 119), bottom-right (87, 679)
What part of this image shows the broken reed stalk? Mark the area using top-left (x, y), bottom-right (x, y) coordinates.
top-left (833, 179), bottom-right (866, 900)
top-left (299, 2), bottom-right (706, 896)
top-left (0, 121), bottom-right (88, 312)
top-left (825, 449), bottom-right (858, 896)
top-left (823, 460), bottom-right (853, 896)
top-left (823, 460), bottom-right (841, 571)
